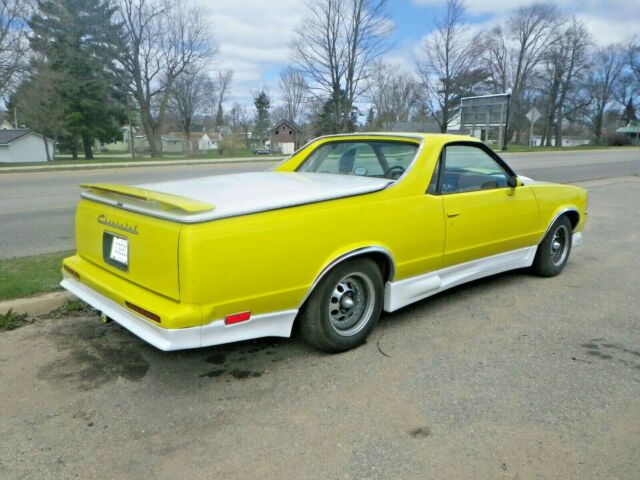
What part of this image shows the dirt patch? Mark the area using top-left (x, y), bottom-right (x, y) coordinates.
top-left (37, 318), bottom-right (149, 391)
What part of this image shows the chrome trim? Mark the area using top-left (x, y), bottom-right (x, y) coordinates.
top-left (539, 207), bottom-right (580, 243)
top-left (299, 246), bottom-right (396, 308)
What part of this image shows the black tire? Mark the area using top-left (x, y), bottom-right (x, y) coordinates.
top-left (300, 258), bottom-right (383, 353)
top-left (531, 215), bottom-right (573, 277)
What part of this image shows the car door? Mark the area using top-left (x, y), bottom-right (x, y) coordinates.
top-left (434, 143), bottom-right (539, 268)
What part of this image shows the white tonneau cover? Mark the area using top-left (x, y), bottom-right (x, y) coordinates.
top-left (83, 172), bottom-right (392, 223)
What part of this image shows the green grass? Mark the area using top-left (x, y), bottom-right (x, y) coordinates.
top-left (0, 310), bottom-right (27, 332)
top-left (0, 149), bottom-right (280, 168)
top-left (0, 309), bottom-right (29, 331)
top-left (0, 251), bottom-right (72, 302)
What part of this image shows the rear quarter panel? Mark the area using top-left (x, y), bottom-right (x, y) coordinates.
top-left (529, 183), bottom-right (588, 236)
top-left (178, 138), bottom-right (449, 325)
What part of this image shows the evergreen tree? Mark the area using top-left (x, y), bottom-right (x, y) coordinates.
top-left (29, 0), bottom-right (125, 159)
top-left (254, 90), bottom-right (271, 145)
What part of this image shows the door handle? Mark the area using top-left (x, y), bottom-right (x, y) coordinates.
top-left (447, 212), bottom-right (460, 218)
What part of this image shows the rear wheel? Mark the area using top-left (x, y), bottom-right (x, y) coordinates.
top-left (300, 258), bottom-right (383, 353)
top-left (531, 216), bottom-right (573, 277)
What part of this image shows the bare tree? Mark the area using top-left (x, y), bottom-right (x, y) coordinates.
top-left (0, 0), bottom-right (31, 105)
top-left (230, 102), bottom-right (252, 148)
top-left (116, 0), bottom-right (215, 155)
top-left (368, 63), bottom-right (420, 127)
top-left (170, 68), bottom-right (208, 153)
top-left (483, 1), bottom-right (561, 141)
top-left (416, 0), bottom-right (483, 132)
top-left (209, 69), bottom-right (233, 128)
top-left (292, 0), bottom-right (393, 133)
top-left (279, 68), bottom-right (308, 124)
top-left (585, 45), bottom-right (624, 143)
top-left (539, 17), bottom-right (591, 146)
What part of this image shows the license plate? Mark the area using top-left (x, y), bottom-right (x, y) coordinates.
top-left (110, 237), bottom-right (129, 265)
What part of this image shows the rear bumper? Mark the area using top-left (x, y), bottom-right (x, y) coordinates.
top-left (60, 255), bottom-right (297, 351)
top-left (62, 274), bottom-right (200, 351)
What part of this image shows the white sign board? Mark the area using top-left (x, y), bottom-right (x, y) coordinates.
top-left (527, 107), bottom-right (541, 124)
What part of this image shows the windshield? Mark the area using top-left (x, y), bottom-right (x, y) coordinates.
top-left (296, 140), bottom-right (419, 180)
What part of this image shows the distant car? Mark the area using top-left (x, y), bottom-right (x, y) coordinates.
top-left (62, 133), bottom-right (587, 353)
top-left (253, 148), bottom-right (271, 155)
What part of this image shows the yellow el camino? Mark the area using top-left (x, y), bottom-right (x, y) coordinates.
top-left (61, 133), bottom-right (587, 352)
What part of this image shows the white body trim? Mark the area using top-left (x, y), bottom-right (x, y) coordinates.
top-left (62, 235), bottom-right (583, 350)
top-left (384, 246), bottom-right (538, 312)
top-left (572, 232), bottom-right (583, 248)
top-left (60, 275), bottom-right (297, 351)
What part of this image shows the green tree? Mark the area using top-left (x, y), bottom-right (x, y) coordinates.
top-left (29, 0), bottom-right (124, 159)
top-left (254, 89), bottom-right (271, 145)
top-left (8, 58), bottom-right (65, 161)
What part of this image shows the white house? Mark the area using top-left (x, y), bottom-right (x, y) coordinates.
top-left (0, 129), bottom-right (55, 163)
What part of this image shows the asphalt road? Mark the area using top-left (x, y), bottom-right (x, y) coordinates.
top-left (0, 148), bottom-right (639, 259)
top-left (1, 175), bottom-right (639, 479)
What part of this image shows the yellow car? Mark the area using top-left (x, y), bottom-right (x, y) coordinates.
top-left (61, 133), bottom-right (587, 352)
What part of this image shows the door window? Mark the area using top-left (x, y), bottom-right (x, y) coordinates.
top-left (441, 145), bottom-right (509, 194)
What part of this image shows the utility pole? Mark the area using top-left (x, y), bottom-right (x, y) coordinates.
top-left (13, 107), bottom-right (18, 128)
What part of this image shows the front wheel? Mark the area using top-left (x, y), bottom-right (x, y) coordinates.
top-left (300, 258), bottom-right (383, 353)
top-left (531, 216), bottom-right (573, 277)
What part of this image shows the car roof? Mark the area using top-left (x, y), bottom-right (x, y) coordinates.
top-left (315, 132), bottom-right (480, 143)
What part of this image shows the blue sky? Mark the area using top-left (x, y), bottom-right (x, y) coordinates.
top-left (202, 0), bottom-right (640, 107)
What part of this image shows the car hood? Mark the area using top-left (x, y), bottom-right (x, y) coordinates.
top-left (84, 172), bottom-right (392, 223)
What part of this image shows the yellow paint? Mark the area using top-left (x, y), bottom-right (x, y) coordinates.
top-left (80, 183), bottom-right (215, 212)
top-left (63, 133), bottom-right (588, 331)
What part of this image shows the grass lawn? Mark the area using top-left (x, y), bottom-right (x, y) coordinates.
top-left (0, 251), bottom-right (71, 302)
top-left (0, 149), bottom-right (281, 168)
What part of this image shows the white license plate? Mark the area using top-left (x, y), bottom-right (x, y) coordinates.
top-left (110, 237), bottom-right (129, 265)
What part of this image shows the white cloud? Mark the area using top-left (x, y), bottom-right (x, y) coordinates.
top-left (195, 0), bottom-right (308, 106)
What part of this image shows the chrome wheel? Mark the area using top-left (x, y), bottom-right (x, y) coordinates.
top-left (328, 272), bottom-right (375, 337)
top-left (550, 224), bottom-right (570, 267)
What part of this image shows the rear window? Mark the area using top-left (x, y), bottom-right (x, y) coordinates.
top-left (297, 140), bottom-right (419, 180)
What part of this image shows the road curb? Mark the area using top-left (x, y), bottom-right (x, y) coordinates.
top-left (0, 290), bottom-right (75, 317)
top-left (0, 156), bottom-right (283, 174)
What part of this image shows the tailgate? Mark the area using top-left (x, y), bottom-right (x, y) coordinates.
top-left (75, 199), bottom-right (183, 300)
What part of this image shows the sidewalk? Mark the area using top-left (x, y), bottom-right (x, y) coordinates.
top-left (0, 155), bottom-right (284, 174)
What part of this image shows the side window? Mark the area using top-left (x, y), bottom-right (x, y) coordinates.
top-left (427, 156), bottom-right (441, 194)
top-left (441, 145), bottom-right (509, 194)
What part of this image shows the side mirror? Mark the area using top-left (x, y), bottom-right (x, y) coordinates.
top-left (507, 176), bottom-right (519, 189)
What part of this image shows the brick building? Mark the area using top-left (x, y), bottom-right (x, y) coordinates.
top-left (270, 119), bottom-right (302, 154)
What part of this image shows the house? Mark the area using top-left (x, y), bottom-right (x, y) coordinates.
top-left (191, 132), bottom-right (218, 151)
top-left (1, 119), bottom-right (14, 130)
top-left (616, 123), bottom-right (640, 145)
top-left (96, 126), bottom-right (150, 153)
top-left (270, 120), bottom-right (302, 154)
top-left (160, 135), bottom-right (184, 153)
top-left (0, 129), bottom-right (56, 163)
top-left (169, 132), bottom-right (218, 152)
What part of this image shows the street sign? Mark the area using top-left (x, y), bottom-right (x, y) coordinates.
top-left (527, 107), bottom-right (541, 147)
top-left (527, 107), bottom-right (541, 124)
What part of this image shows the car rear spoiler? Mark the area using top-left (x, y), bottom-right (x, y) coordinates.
top-left (80, 183), bottom-right (215, 214)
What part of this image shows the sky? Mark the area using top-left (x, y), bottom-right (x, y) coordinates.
top-left (200, 0), bottom-right (640, 107)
